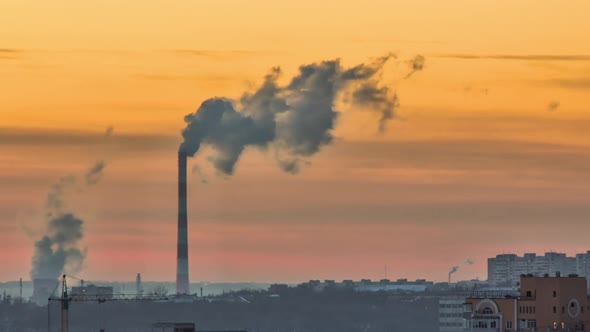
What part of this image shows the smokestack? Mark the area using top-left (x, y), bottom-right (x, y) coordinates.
top-left (176, 151), bottom-right (190, 295)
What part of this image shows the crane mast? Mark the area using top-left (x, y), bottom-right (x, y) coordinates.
top-left (60, 274), bottom-right (69, 332)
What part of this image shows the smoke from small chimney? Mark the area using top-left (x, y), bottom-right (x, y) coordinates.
top-left (448, 259), bottom-right (474, 283)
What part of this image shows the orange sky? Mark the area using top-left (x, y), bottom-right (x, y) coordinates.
top-left (1, 0), bottom-right (590, 283)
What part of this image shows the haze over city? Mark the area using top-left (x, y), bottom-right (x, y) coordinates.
top-left (2, 0), bottom-right (590, 287)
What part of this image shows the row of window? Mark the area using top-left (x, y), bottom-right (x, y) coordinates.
top-left (551, 305), bottom-right (584, 314)
top-left (518, 319), bottom-right (537, 329)
top-left (519, 306), bottom-right (536, 314)
top-left (440, 322), bottom-right (463, 327)
top-left (439, 313), bottom-right (462, 318)
top-left (439, 303), bottom-right (463, 308)
top-left (473, 320), bottom-right (498, 329)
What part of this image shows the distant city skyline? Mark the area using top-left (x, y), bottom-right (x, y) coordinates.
top-left (2, 1), bottom-right (590, 283)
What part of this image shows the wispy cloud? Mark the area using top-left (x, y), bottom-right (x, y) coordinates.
top-left (133, 73), bottom-right (238, 82)
top-left (0, 48), bottom-right (25, 60)
top-left (0, 127), bottom-right (178, 149)
top-left (436, 54), bottom-right (590, 61)
top-left (172, 49), bottom-right (263, 60)
top-left (545, 78), bottom-right (590, 89)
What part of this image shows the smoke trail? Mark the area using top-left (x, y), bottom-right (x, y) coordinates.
top-left (191, 164), bottom-right (209, 184)
top-left (405, 55), bottom-right (425, 79)
top-left (30, 126), bottom-right (112, 279)
top-left (180, 55), bottom-right (401, 175)
top-left (85, 161), bottom-right (106, 185)
top-left (46, 175), bottom-right (76, 217)
top-left (104, 126), bottom-right (114, 139)
top-left (448, 258), bottom-right (475, 280)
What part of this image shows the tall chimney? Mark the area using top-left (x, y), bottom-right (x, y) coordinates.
top-left (176, 151), bottom-right (190, 295)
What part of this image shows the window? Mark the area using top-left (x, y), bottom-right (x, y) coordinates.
top-left (553, 306), bottom-right (557, 313)
top-left (527, 320), bottom-right (537, 329)
top-left (482, 307), bottom-right (493, 315)
top-left (490, 321), bottom-right (497, 328)
top-left (526, 290), bottom-right (532, 297)
top-left (562, 306), bottom-right (565, 314)
top-left (507, 320), bottom-right (513, 329)
top-left (553, 290), bottom-right (557, 297)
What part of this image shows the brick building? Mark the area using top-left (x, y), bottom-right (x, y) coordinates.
top-left (465, 274), bottom-right (590, 331)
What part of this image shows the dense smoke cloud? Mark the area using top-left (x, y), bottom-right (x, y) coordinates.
top-left (30, 127), bottom-right (113, 279)
top-left (180, 55), bottom-right (402, 175)
top-left (31, 214), bottom-right (85, 279)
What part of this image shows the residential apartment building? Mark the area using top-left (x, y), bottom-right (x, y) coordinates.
top-left (439, 298), bottom-right (465, 332)
top-left (488, 252), bottom-right (590, 288)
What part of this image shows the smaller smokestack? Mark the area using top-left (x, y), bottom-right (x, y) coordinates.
top-left (19, 278), bottom-right (22, 299)
top-left (448, 273), bottom-right (451, 284)
top-left (136, 273), bottom-right (143, 295)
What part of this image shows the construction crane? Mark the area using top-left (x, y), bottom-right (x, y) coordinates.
top-left (48, 274), bottom-right (169, 332)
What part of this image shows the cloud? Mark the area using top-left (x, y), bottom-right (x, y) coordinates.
top-left (436, 54), bottom-right (590, 61)
top-left (0, 127), bottom-right (178, 149)
top-left (0, 48), bottom-right (25, 60)
top-left (172, 49), bottom-right (263, 60)
top-left (133, 73), bottom-right (238, 82)
top-left (545, 78), bottom-right (590, 90)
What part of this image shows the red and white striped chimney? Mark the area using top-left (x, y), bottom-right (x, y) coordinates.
top-left (176, 151), bottom-right (190, 295)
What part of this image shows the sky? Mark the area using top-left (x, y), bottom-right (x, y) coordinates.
top-left (1, 0), bottom-right (590, 283)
